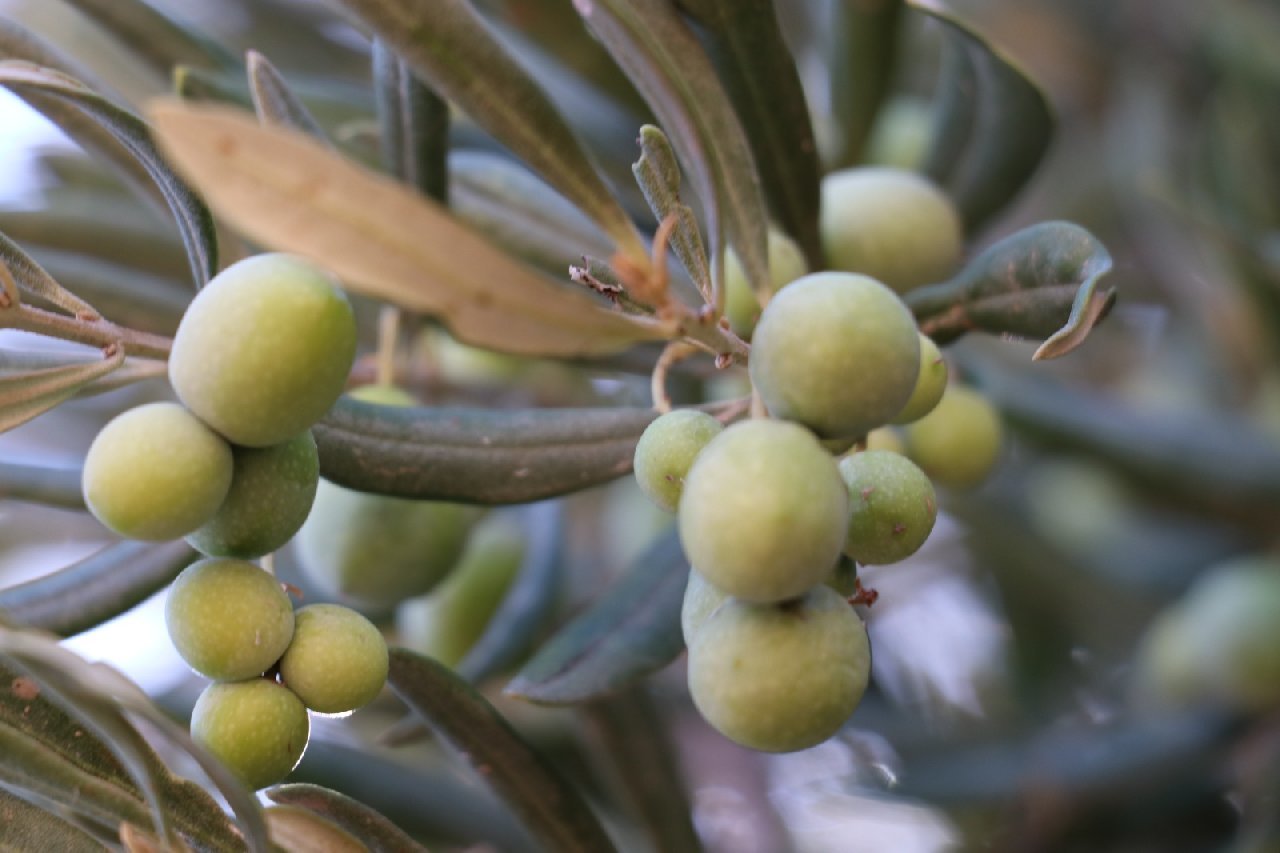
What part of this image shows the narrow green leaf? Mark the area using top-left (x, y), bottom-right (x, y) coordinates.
top-left (173, 65), bottom-right (376, 133)
top-left (0, 347), bottom-right (125, 434)
top-left (0, 230), bottom-right (99, 319)
top-left (632, 125), bottom-right (712, 302)
top-left (265, 784), bottom-right (426, 853)
top-left (0, 459), bottom-right (83, 510)
top-left (457, 500), bottom-right (564, 683)
top-left (905, 221), bottom-right (1116, 358)
top-left (313, 397), bottom-right (663, 504)
top-left (245, 51), bottom-right (328, 142)
top-left (59, 0), bottom-right (238, 76)
top-left (0, 788), bottom-right (106, 852)
top-left (387, 648), bottom-right (618, 853)
top-left (27, 250), bottom-right (189, 334)
top-left (828, 0), bottom-right (904, 170)
top-left (0, 62), bottom-right (218, 287)
top-left (372, 40), bottom-right (448, 200)
top-left (336, 0), bottom-right (650, 268)
top-left (912, 0), bottom-right (1054, 232)
top-left (677, 0), bottom-right (823, 266)
top-left (574, 0), bottom-right (770, 305)
top-left (0, 541), bottom-right (196, 638)
top-left (505, 531), bottom-right (687, 705)
top-left (148, 100), bottom-right (674, 356)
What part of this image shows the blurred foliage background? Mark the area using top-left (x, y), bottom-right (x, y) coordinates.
top-left (0, 0), bottom-right (1278, 851)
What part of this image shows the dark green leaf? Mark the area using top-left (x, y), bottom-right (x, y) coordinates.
top-left (373, 40), bottom-right (448, 200)
top-left (0, 62), bottom-right (218, 287)
top-left (457, 500), bottom-right (564, 683)
top-left (174, 65), bottom-right (376, 133)
top-left (905, 221), bottom-right (1116, 359)
top-left (574, 0), bottom-right (770, 307)
top-left (0, 229), bottom-right (99, 319)
top-left (913, 0), bottom-right (1054, 233)
top-left (678, 0), bottom-right (823, 266)
top-left (314, 397), bottom-right (665, 504)
top-left (0, 787), bottom-right (106, 852)
top-left (246, 51), bottom-right (328, 142)
top-left (505, 530), bottom-right (687, 705)
top-left (827, 0), bottom-right (904, 171)
top-left (336, 0), bottom-right (650, 268)
top-left (581, 688), bottom-right (701, 853)
top-left (0, 459), bottom-right (83, 510)
top-left (0, 541), bottom-right (196, 638)
top-left (265, 784), bottom-right (426, 853)
top-left (59, 0), bottom-right (237, 76)
top-left (387, 648), bottom-right (617, 853)
top-left (632, 125), bottom-right (712, 303)
top-left (0, 346), bottom-right (125, 434)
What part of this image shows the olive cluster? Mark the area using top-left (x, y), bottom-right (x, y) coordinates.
top-left (80, 253), bottom-right (388, 789)
top-left (633, 169), bottom-right (1005, 753)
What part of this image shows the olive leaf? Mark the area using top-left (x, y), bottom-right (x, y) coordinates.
top-left (147, 100), bottom-right (676, 356)
top-left (913, 0), bottom-right (1054, 233)
top-left (372, 40), bottom-right (448, 200)
top-left (574, 0), bottom-right (771, 307)
top-left (335, 0), bottom-right (651, 271)
top-left (265, 784), bottom-right (426, 853)
top-left (174, 64), bottom-right (375, 133)
top-left (246, 51), bottom-right (328, 141)
top-left (0, 459), bottom-right (83, 510)
top-left (0, 541), bottom-right (197, 638)
top-left (0, 230), bottom-right (99, 319)
top-left (827, 0), bottom-right (905, 170)
top-left (29, 250), bottom-right (191, 334)
top-left (0, 346), bottom-right (125, 434)
top-left (505, 530), bottom-right (687, 705)
top-left (263, 805), bottom-right (365, 852)
top-left (632, 125), bottom-right (712, 302)
top-left (0, 208), bottom-right (190, 281)
top-left (905, 221), bottom-right (1116, 359)
top-left (313, 395), bottom-right (666, 505)
top-left (58, 0), bottom-right (238, 77)
top-left (0, 61), bottom-right (218, 287)
top-left (0, 788), bottom-right (106, 851)
top-left (387, 648), bottom-right (618, 853)
top-left (677, 0), bottom-right (823, 266)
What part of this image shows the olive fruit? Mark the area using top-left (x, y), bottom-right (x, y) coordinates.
top-left (294, 386), bottom-right (479, 608)
top-left (397, 515), bottom-right (525, 668)
top-left (892, 334), bottom-right (948, 424)
top-left (687, 585), bottom-right (871, 753)
top-left (749, 272), bottom-right (920, 438)
top-left (82, 402), bottom-right (233, 541)
top-left (820, 166), bottom-right (963, 293)
top-left (165, 558), bottom-right (294, 681)
top-left (278, 604), bottom-right (388, 714)
top-left (678, 419), bottom-right (849, 603)
top-left (838, 450), bottom-right (937, 565)
top-left (864, 96), bottom-right (933, 170)
top-left (904, 384), bottom-right (1003, 488)
top-left (633, 409), bottom-right (724, 513)
top-left (186, 431), bottom-right (319, 559)
top-left (722, 229), bottom-right (808, 338)
top-left (190, 679), bottom-right (310, 790)
top-left (168, 253), bottom-right (357, 448)
top-left (680, 569), bottom-right (728, 645)
top-left (864, 427), bottom-right (906, 455)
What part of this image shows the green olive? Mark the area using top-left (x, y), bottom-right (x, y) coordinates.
top-left (904, 384), bottom-right (1003, 488)
top-left (838, 450), bottom-right (937, 565)
top-left (190, 679), bottom-right (310, 790)
top-left (168, 253), bottom-right (357, 447)
top-left (892, 334), bottom-right (948, 425)
top-left (722, 229), bottom-right (809, 338)
top-left (633, 409), bottom-right (724, 513)
top-left (278, 604), bottom-right (389, 714)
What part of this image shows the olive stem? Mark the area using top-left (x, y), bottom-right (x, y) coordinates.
top-left (0, 300), bottom-right (172, 359)
top-left (375, 305), bottom-right (401, 387)
top-left (649, 340), bottom-right (699, 413)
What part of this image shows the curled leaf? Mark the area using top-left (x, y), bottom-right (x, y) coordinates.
top-left (905, 221), bottom-right (1116, 358)
top-left (264, 805), bottom-right (366, 852)
top-left (265, 784), bottom-right (426, 853)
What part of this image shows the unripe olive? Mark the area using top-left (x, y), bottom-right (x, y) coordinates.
top-left (904, 384), bottom-right (1002, 488)
top-left (168, 253), bottom-right (357, 448)
top-left (165, 558), bottom-right (295, 681)
top-left (82, 402), bottom-right (233, 541)
top-left (678, 419), bottom-right (849, 603)
top-left (294, 386), bottom-right (479, 608)
top-left (680, 569), bottom-right (728, 645)
top-left (749, 272), bottom-right (920, 438)
top-left (186, 431), bottom-right (319, 559)
top-left (892, 334), bottom-right (948, 424)
top-left (190, 679), bottom-right (310, 790)
top-left (687, 586), bottom-right (871, 753)
top-left (633, 409), bottom-right (724, 513)
top-left (864, 96), bottom-right (933, 170)
top-left (864, 427), bottom-right (906, 455)
top-left (838, 450), bottom-right (937, 565)
top-left (723, 229), bottom-right (809, 338)
top-left (278, 604), bottom-right (388, 714)
top-left (397, 515), bottom-right (525, 668)
top-left (820, 166), bottom-right (963, 293)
